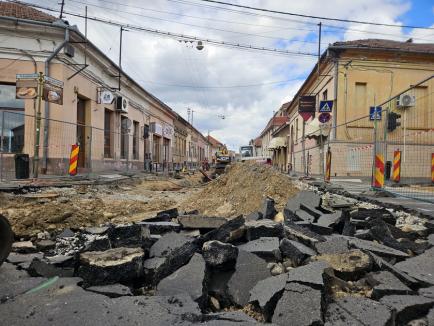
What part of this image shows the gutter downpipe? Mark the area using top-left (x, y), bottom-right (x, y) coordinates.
top-left (42, 27), bottom-right (69, 174)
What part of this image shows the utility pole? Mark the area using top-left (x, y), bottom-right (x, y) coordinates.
top-left (317, 22), bottom-right (322, 76)
top-left (34, 72), bottom-right (44, 178)
top-left (59, 0), bottom-right (65, 19)
top-left (118, 26), bottom-right (123, 91)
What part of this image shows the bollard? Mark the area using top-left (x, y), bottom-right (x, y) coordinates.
top-left (392, 150), bottom-right (401, 183)
top-left (68, 144), bottom-right (80, 176)
top-left (373, 153), bottom-right (385, 188)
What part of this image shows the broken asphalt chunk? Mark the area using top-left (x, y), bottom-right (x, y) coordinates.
top-left (284, 221), bottom-right (326, 245)
top-left (368, 251), bottom-right (419, 287)
top-left (238, 237), bottom-right (282, 261)
top-left (78, 247), bottom-right (144, 286)
top-left (394, 247), bottom-right (434, 286)
top-left (201, 215), bottom-right (245, 243)
top-left (202, 240), bottom-right (238, 268)
top-left (156, 253), bottom-right (208, 307)
top-left (314, 236), bottom-right (349, 254)
top-left (366, 271), bottom-right (412, 299)
top-left (107, 223), bottom-right (150, 248)
top-left (139, 221), bottom-right (181, 234)
top-left (249, 273), bottom-right (287, 319)
top-left (286, 260), bottom-right (331, 287)
top-left (245, 220), bottom-right (284, 241)
top-left (325, 296), bottom-right (392, 326)
top-left (261, 196), bottom-right (277, 220)
top-left (380, 295), bottom-right (434, 325)
top-left (272, 282), bottom-right (323, 326)
top-left (279, 238), bottom-right (315, 266)
top-left (28, 255), bottom-right (75, 278)
top-left (178, 214), bottom-right (227, 229)
top-left (245, 211), bottom-right (263, 222)
top-left (227, 250), bottom-right (270, 306)
top-left (12, 241), bottom-right (37, 254)
top-left (347, 237), bottom-right (409, 259)
top-left (146, 232), bottom-right (197, 284)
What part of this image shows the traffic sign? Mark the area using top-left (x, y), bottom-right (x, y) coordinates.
top-left (369, 106), bottom-right (382, 120)
top-left (319, 100), bottom-right (333, 113)
top-left (318, 112), bottom-right (331, 123)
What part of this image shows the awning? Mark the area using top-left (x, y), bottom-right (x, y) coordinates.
top-left (305, 117), bottom-right (331, 139)
top-left (269, 137), bottom-right (287, 149)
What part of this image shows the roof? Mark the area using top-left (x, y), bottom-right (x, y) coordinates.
top-left (207, 135), bottom-right (223, 147)
top-left (330, 39), bottom-right (434, 55)
top-left (253, 137), bottom-right (262, 147)
top-left (258, 116), bottom-right (288, 138)
top-left (0, 1), bottom-right (56, 22)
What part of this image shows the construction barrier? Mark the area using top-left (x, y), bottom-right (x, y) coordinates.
top-left (392, 150), bottom-right (401, 183)
top-left (325, 149), bottom-right (331, 182)
top-left (68, 144), bottom-right (79, 176)
top-left (373, 153), bottom-right (385, 188)
top-left (432, 153), bottom-right (434, 183)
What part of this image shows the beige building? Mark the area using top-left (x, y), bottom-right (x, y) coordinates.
top-left (257, 104), bottom-right (288, 159)
top-left (0, 3), bottom-right (209, 177)
top-left (284, 39), bottom-right (434, 180)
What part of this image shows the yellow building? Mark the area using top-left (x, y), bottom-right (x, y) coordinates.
top-left (285, 39), bottom-right (434, 181)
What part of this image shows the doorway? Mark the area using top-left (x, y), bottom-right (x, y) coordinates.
top-left (76, 97), bottom-right (89, 168)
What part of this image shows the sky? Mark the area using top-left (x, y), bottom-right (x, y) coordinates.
top-left (31, 0), bottom-right (434, 150)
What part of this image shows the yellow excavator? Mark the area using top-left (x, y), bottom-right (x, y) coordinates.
top-left (0, 214), bottom-right (13, 266)
top-left (214, 146), bottom-right (231, 176)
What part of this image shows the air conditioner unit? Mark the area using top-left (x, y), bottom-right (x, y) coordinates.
top-left (116, 96), bottom-right (129, 113)
top-left (397, 93), bottom-right (415, 108)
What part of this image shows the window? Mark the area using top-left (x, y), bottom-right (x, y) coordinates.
top-left (133, 120), bottom-right (139, 160)
top-left (153, 135), bottom-right (160, 162)
top-left (104, 109), bottom-right (113, 158)
top-left (354, 82), bottom-right (367, 115)
top-left (322, 89), bottom-right (328, 101)
top-left (0, 84), bottom-right (25, 153)
top-left (163, 138), bottom-right (170, 162)
top-left (120, 116), bottom-right (129, 159)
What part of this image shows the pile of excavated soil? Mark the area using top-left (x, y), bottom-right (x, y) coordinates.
top-left (1, 175), bottom-right (203, 238)
top-left (179, 162), bottom-right (298, 217)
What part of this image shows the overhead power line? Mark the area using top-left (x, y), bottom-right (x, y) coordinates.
top-left (12, 1), bottom-right (319, 58)
top-left (68, 0), bottom-right (327, 45)
top-left (139, 77), bottom-right (303, 89)
top-left (195, 0), bottom-right (434, 31)
top-left (71, 0), bottom-right (434, 43)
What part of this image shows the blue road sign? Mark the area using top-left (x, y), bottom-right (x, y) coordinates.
top-left (319, 100), bottom-right (333, 113)
top-left (369, 106), bottom-right (382, 120)
top-left (318, 112), bottom-right (331, 124)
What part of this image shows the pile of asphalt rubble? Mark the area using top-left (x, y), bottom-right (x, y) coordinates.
top-left (2, 190), bottom-right (434, 326)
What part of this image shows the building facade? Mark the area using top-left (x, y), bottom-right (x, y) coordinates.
top-left (0, 3), bottom-right (210, 178)
top-left (283, 39), bottom-right (434, 179)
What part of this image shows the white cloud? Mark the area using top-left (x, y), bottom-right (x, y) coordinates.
top-left (31, 0), bottom-right (417, 150)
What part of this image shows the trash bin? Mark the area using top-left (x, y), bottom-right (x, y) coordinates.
top-left (385, 161), bottom-right (392, 180)
top-left (15, 153), bottom-right (29, 179)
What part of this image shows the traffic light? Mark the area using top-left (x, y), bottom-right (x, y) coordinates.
top-left (387, 112), bottom-right (401, 132)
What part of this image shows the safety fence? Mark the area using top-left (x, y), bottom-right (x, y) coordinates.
top-left (284, 75), bottom-right (434, 203)
top-left (0, 111), bottom-right (203, 181)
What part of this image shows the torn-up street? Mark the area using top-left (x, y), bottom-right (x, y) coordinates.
top-left (2, 163), bottom-right (434, 325)
top-left (1, 1), bottom-right (434, 325)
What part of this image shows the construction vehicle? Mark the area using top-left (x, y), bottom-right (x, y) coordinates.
top-left (0, 214), bottom-right (13, 266)
top-left (214, 146), bottom-right (231, 176)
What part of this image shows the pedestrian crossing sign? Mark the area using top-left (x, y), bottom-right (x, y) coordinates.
top-left (369, 106), bottom-right (382, 120)
top-left (319, 101), bottom-right (333, 113)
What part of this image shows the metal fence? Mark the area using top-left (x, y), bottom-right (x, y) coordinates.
top-left (284, 75), bottom-right (434, 203)
top-left (0, 111), bottom-right (203, 181)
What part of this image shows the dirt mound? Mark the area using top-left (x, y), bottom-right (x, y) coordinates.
top-left (179, 162), bottom-right (298, 217)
